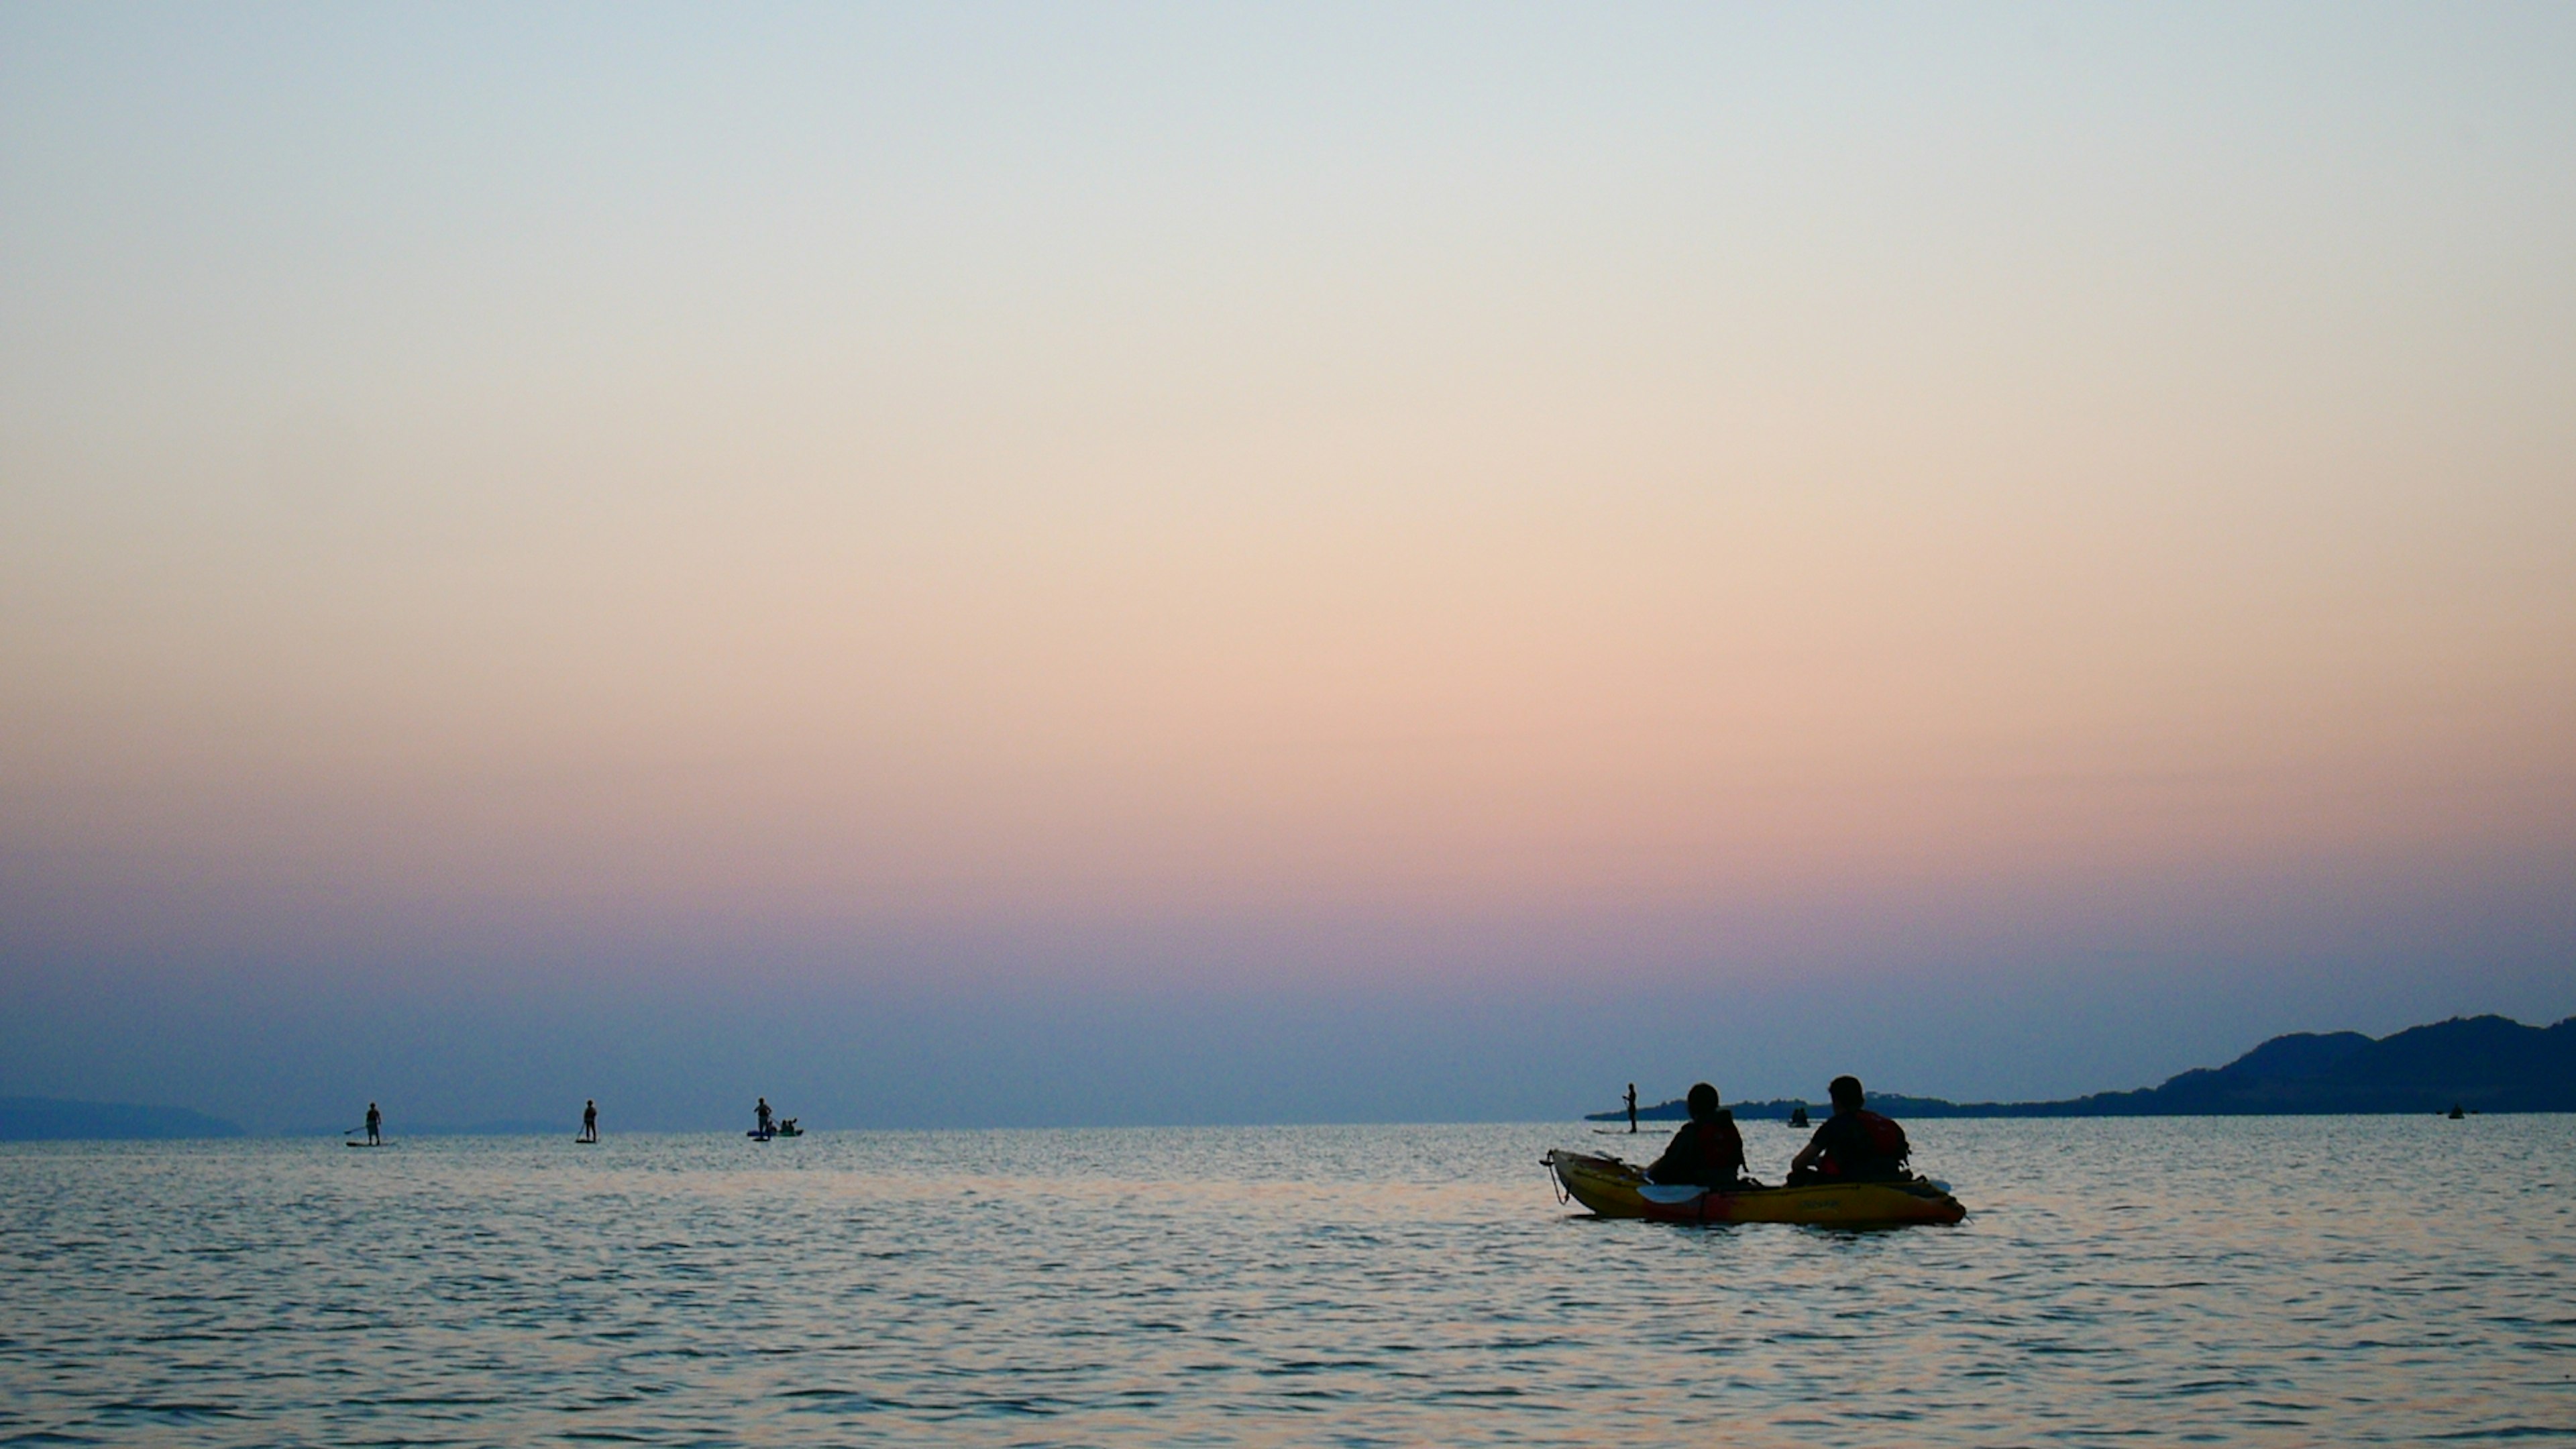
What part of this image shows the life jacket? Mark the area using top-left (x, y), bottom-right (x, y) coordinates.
top-left (1819, 1110), bottom-right (1909, 1177)
top-left (1855, 1110), bottom-right (1908, 1159)
top-left (1648, 1112), bottom-right (1746, 1187)
top-left (1696, 1114), bottom-right (1744, 1173)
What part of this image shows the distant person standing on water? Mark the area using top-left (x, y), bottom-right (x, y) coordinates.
top-left (364, 1102), bottom-right (382, 1146)
top-left (1625, 1083), bottom-right (1639, 1134)
top-left (1645, 1083), bottom-right (1747, 1188)
top-left (581, 1100), bottom-right (598, 1142)
top-left (755, 1097), bottom-right (773, 1136)
top-left (1786, 1076), bottom-right (1911, 1184)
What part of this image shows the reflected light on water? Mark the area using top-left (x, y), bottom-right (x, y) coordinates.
top-left (1, 1118), bottom-right (2569, 1446)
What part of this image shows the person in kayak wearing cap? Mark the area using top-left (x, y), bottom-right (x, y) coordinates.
top-left (1644, 1082), bottom-right (1749, 1188)
top-left (1786, 1075), bottom-right (1911, 1184)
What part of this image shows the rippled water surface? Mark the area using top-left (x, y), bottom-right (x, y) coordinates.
top-left (3, 1118), bottom-right (2569, 1446)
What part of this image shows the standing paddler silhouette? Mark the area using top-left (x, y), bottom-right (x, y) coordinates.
top-left (1625, 1083), bottom-right (1639, 1134)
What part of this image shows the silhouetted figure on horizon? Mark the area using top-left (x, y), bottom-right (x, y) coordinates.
top-left (581, 1099), bottom-right (598, 1142)
top-left (755, 1097), bottom-right (773, 1138)
top-left (1625, 1083), bottom-right (1639, 1134)
top-left (1787, 1076), bottom-right (1910, 1185)
top-left (364, 1102), bottom-right (381, 1146)
top-left (1646, 1083), bottom-right (1748, 1188)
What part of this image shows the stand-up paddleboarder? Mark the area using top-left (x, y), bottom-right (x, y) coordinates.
top-left (754, 1096), bottom-right (773, 1139)
top-left (1625, 1083), bottom-right (1639, 1134)
top-left (364, 1102), bottom-right (382, 1146)
top-left (580, 1099), bottom-right (598, 1143)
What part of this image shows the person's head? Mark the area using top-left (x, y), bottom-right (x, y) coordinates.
top-left (1686, 1082), bottom-right (1721, 1122)
top-left (1829, 1076), bottom-right (1864, 1113)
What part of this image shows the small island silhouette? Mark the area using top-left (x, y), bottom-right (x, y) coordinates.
top-left (1595, 1014), bottom-right (2576, 1121)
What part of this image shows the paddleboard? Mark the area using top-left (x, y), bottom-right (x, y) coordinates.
top-left (344, 1140), bottom-right (383, 1148)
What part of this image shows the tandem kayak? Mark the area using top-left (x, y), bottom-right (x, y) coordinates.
top-left (1544, 1149), bottom-right (1965, 1227)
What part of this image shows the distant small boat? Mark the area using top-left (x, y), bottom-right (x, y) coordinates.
top-left (748, 1117), bottom-right (803, 1140)
top-left (2448, 1104), bottom-right (2466, 1119)
top-left (1788, 1106), bottom-right (1809, 1128)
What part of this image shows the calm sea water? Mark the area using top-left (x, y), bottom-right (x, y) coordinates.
top-left (2, 1117), bottom-right (2568, 1446)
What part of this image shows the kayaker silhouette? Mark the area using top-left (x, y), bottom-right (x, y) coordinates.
top-left (1645, 1083), bottom-right (1747, 1187)
top-left (1787, 1076), bottom-right (1911, 1184)
top-left (580, 1099), bottom-right (598, 1142)
top-left (1625, 1083), bottom-right (1639, 1134)
top-left (364, 1102), bottom-right (381, 1146)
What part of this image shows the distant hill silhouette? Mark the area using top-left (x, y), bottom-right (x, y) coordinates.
top-left (1593, 1014), bottom-right (2576, 1122)
top-left (0, 1096), bottom-right (248, 1141)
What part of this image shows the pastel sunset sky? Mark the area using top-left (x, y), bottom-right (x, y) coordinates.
top-left (5, 3), bottom-right (2571, 1129)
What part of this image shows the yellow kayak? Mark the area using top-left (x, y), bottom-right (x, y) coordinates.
top-left (1545, 1148), bottom-right (1966, 1227)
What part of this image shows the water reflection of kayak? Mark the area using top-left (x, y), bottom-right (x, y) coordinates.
top-left (1544, 1148), bottom-right (1964, 1227)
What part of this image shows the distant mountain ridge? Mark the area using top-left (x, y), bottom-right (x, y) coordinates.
top-left (0, 1097), bottom-right (247, 1141)
top-left (1592, 1014), bottom-right (2576, 1122)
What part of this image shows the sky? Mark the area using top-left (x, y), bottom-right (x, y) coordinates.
top-left (3, 2), bottom-right (2571, 1132)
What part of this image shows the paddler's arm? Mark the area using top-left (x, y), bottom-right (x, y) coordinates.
top-left (1787, 1124), bottom-right (1829, 1176)
top-left (1642, 1124), bottom-right (1696, 1184)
